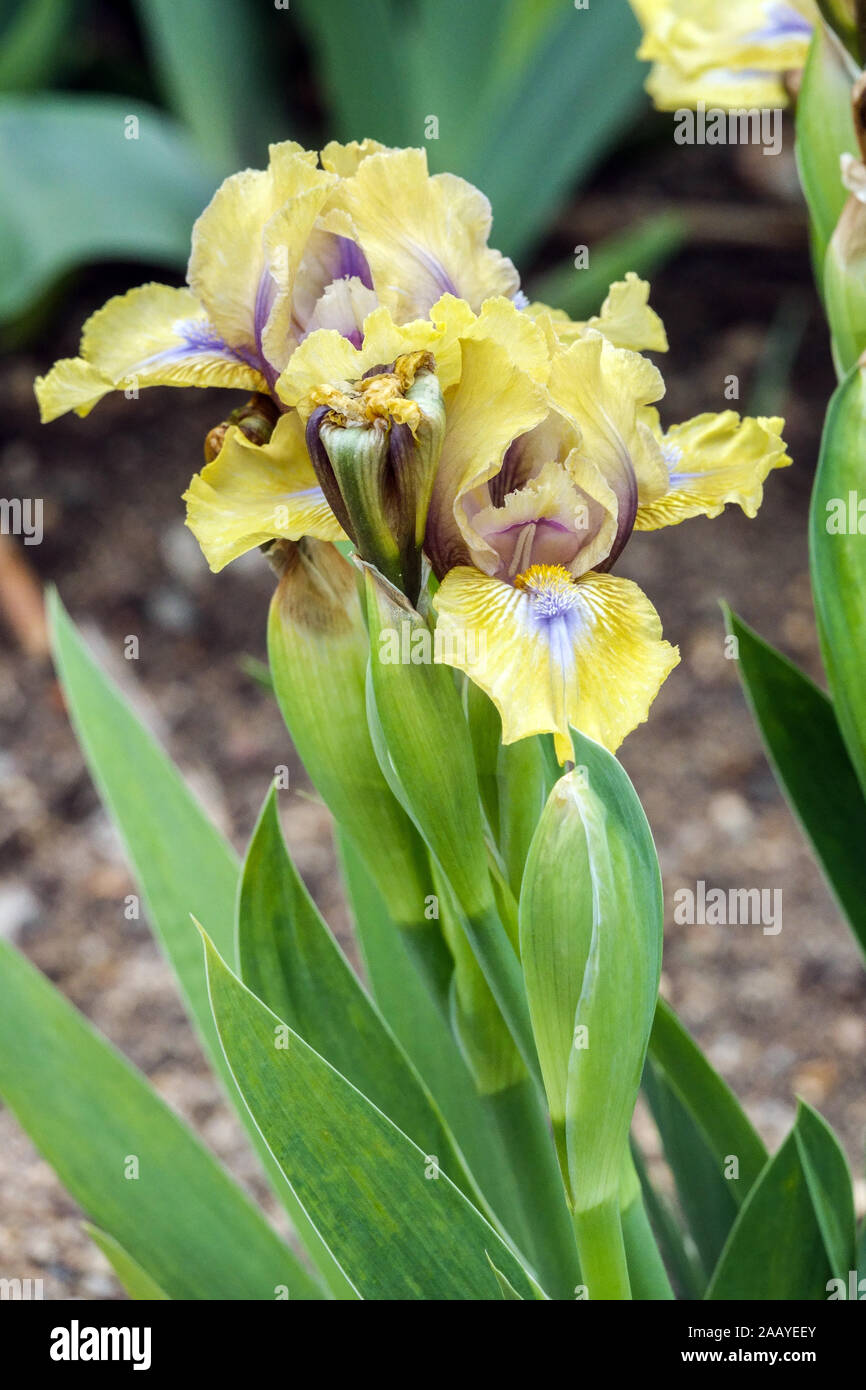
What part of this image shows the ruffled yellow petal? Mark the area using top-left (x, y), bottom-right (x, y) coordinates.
top-left (645, 62), bottom-right (791, 111)
top-left (34, 358), bottom-right (113, 422)
top-left (547, 332), bottom-right (669, 506)
top-left (331, 148), bottom-right (520, 320)
top-left (184, 411), bottom-right (346, 571)
top-left (426, 337), bottom-right (548, 576)
top-left (462, 295), bottom-right (551, 380)
top-left (188, 142), bottom-right (335, 360)
top-left (320, 138), bottom-right (390, 176)
top-left (35, 284), bottom-right (264, 422)
top-left (635, 410), bottom-right (791, 530)
top-left (432, 565), bottom-right (679, 760)
top-left (584, 274), bottom-right (669, 353)
top-left (633, 0), bottom-right (814, 110)
top-left (526, 275), bottom-right (667, 355)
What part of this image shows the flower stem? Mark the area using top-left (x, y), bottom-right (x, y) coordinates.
top-left (484, 1077), bottom-right (582, 1300)
top-left (573, 1200), bottom-right (632, 1300)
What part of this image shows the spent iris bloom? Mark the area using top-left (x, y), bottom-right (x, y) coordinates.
top-left (630, 0), bottom-right (816, 110)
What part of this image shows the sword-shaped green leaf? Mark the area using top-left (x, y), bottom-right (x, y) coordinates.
top-left (0, 941), bottom-right (314, 1301)
top-left (724, 606), bottom-right (866, 961)
top-left (202, 931), bottom-right (541, 1301)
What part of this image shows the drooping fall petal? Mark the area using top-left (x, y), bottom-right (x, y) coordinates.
top-left (432, 564), bottom-right (679, 761)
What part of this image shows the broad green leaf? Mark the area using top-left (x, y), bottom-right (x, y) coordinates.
top-left (402, 0), bottom-right (512, 171)
top-left (643, 1057), bottom-right (739, 1286)
top-left (794, 1103), bottom-right (857, 1279)
top-left (725, 607), bottom-right (866, 961)
top-left (795, 23), bottom-right (859, 273)
top-left (707, 1103), bottom-right (848, 1300)
top-left (292, 0), bottom-right (411, 147)
top-left (0, 0), bottom-right (75, 92)
top-left (0, 96), bottom-right (217, 322)
top-left (48, 590), bottom-right (342, 1298)
top-left (464, 3), bottom-right (646, 259)
top-left (809, 363), bottom-right (866, 798)
top-left (202, 931), bottom-right (540, 1300)
top-left (237, 789), bottom-right (470, 1193)
top-left (649, 999), bottom-right (768, 1200)
top-left (0, 941), bottom-right (315, 1301)
top-left (133, 0), bottom-right (286, 171)
top-left (84, 1227), bottom-right (169, 1301)
top-left (336, 829), bottom-right (539, 1255)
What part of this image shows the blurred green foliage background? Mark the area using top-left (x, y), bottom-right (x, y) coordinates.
top-left (0, 0), bottom-right (683, 341)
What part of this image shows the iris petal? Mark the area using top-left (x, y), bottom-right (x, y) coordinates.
top-left (432, 564), bottom-right (679, 761)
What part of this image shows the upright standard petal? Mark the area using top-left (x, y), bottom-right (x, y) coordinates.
top-left (547, 332), bottom-right (668, 564)
top-left (635, 410), bottom-right (791, 530)
top-left (432, 564), bottom-right (679, 761)
top-left (526, 274), bottom-right (668, 355)
top-left (34, 284), bottom-right (264, 422)
top-left (184, 411), bottom-right (346, 571)
top-left (331, 148), bottom-right (520, 321)
top-left (425, 337), bottom-right (548, 578)
top-left (188, 141), bottom-right (336, 374)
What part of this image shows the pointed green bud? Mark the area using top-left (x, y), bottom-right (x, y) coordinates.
top-left (305, 351), bottom-right (444, 603)
top-left (362, 563), bottom-right (541, 1084)
top-left (267, 538), bottom-right (433, 935)
top-left (519, 731), bottom-right (662, 1298)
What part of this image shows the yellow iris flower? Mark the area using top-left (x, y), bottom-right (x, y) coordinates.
top-left (35, 138), bottom-right (791, 764)
top-left (184, 287), bottom-right (788, 763)
top-left (630, 0), bottom-right (816, 111)
top-left (428, 319), bottom-right (788, 761)
top-left (34, 139), bottom-right (519, 423)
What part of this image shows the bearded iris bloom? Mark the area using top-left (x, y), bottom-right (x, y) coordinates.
top-left (34, 138), bottom-right (519, 422)
top-left (183, 286), bottom-right (788, 763)
top-left (36, 139), bottom-right (790, 765)
top-left (426, 318), bottom-right (789, 761)
top-left (630, 0), bottom-right (816, 110)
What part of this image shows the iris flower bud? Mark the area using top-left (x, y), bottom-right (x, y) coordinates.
top-left (203, 393), bottom-right (279, 462)
top-left (305, 351), bottom-right (445, 603)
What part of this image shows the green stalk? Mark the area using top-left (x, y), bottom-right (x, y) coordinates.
top-left (619, 1153), bottom-right (674, 1300)
top-left (461, 903), bottom-right (542, 1090)
top-left (573, 1200), bottom-right (632, 1301)
top-left (400, 920), bottom-right (454, 1022)
top-left (484, 1077), bottom-right (582, 1300)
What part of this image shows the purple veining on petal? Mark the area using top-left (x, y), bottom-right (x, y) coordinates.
top-left (337, 236), bottom-right (374, 289)
top-left (251, 272), bottom-right (280, 391)
top-left (746, 2), bottom-right (812, 42)
top-left (127, 318), bottom-right (260, 376)
top-left (594, 459), bottom-right (637, 574)
top-left (412, 243), bottom-right (459, 299)
top-left (345, 327), bottom-right (365, 349)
